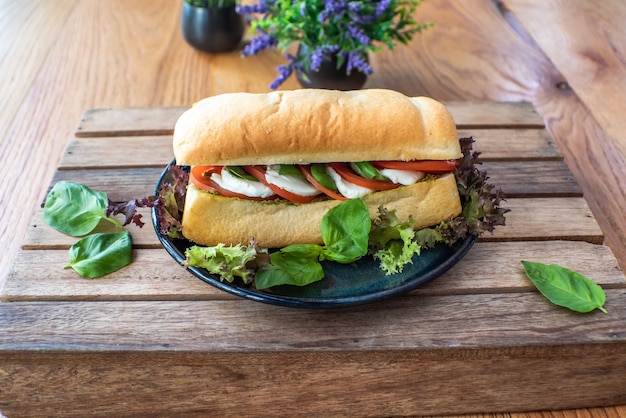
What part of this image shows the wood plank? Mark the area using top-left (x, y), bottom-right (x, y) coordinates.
top-left (459, 128), bottom-right (562, 161)
top-left (504, 0), bottom-right (626, 161)
top-left (75, 106), bottom-right (187, 137)
top-left (447, 101), bottom-right (544, 129)
top-left (58, 128), bottom-right (562, 170)
top-left (0, 0), bottom-right (79, 291)
top-left (369, 0), bottom-right (563, 103)
top-left (73, 101), bottom-right (545, 138)
top-left (481, 160), bottom-right (581, 197)
top-left (21, 197), bottom-right (603, 250)
top-left (487, 197), bottom-right (603, 244)
top-left (45, 160), bottom-right (580, 205)
top-left (0, 0), bottom-right (76, 151)
top-left (530, 75), bottom-right (626, 273)
top-left (49, 167), bottom-right (162, 202)
top-left (3, 241), bottom-right (623, 302)
top-left (500, 0), bottom-right (626, 272)
top-left (1, 344), bottom-right (625, 417)
top-left (1, 294), bottom-right (624, 350)
top-left (59, 135), bottom-right (174, 169)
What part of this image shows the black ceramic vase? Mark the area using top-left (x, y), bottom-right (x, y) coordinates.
top-left (181, 2), bottom-right (244, 53)
top-left (296, 45), bottom-right (369, 90)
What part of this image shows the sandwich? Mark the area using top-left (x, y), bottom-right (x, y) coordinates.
top-left (172, 88), bottom-right (463, 248)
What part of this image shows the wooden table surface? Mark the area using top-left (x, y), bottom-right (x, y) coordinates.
top-left (1, 0), bottom-right (625, 416)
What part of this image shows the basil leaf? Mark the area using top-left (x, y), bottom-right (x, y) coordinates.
top-left (255, 244), bottom-right (324, 289)
top-left (521, 260), bottom-right (607, 313)
top-left (310, 164), bottom-right (338, 191)
top-left (65, 231), bottom-right (132, 278)
top-left (350, 161), bottom-right (387, 181)
top-left (43, 181), bottom-right (122, 236)
top-left (321, 198), bottom-right (370, 263)
top-left (278, 164), bottom-right (305, 178)
top-left (226, 166), bottom-right (257, 181)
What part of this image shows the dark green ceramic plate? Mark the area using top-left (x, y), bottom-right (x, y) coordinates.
top-left (152, 161), bottom-right (476, 308)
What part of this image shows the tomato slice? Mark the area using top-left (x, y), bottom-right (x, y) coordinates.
top-left (189, 166), bottom-right (277, 201)
top-left (243, 166), bottom-right (319, 204)
top-left (327, 163), bottom-right (401, 191)
top-left (192, 165), bottom-right (223, 177)
top-left (297, 165), bottom-right (348, 201)
top-left (372, 160), bottom-right (458, 173)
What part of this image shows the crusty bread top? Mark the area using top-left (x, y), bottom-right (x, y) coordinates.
top-left (173, 89), bottom-right (461, 166)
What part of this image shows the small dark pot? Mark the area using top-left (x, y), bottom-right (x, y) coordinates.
top-left (181, 3), bottom-right (244, 53)
top-left (296, 45), bottom-right (369, 90)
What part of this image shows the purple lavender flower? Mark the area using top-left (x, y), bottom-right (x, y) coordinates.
top-left (269, 53), bottom-right (297, 90)
top-left (318, 0), bottom-right (349, 23)
top-left (348, 2), bottom-right (361, 13)
top-left (239, 0), bottom-right (430, 89)
top-left (374, 0), bottom-right (392, 18)
top-left (242, 32), bottom-right (277, 57)
top-left (346, 50), bottom-right (373, 75)
top-left (310, 45), bottom-right (340, 71)
top-left (236, 0), bottom-right (274, 15)
top-left (347, 22), bottom-right (371, 46)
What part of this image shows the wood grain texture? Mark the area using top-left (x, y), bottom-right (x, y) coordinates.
top-left (0, 0), bottom-right (78, 300)
top-left (531, 90), bottom-right (626, 272)
top-left (74, 101), bottom-right (545, 137)
top-left (502, 0), bottom-right (626, 273)
top-left (504, 0), bottom-right (626, 159)
top-left (43, 161), bottom-right (583, 201)
top-left (0, 0), bottom-right (75, 145)
top-left (1, 346), bottom-right (625, 417)
top-left (59, 135), bottom-right (175, 169)
top-left (20, 196), bottom-right (603, 251)
top-left (366, 0), bottom-right (565, 101)
top-left (3, 241), bottom-right (623, 302)
top-left (1, 294), bottom-right (625, 417)
top-left (2, 293), bottom-right (625, 351)
top-left (58, 128), bottom-right (562, 170)
top-left (3, 0), bottom-right (626, 416)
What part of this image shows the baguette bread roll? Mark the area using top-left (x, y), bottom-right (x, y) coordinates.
top-left (174, 89), bottom-right (464, 247)
top-left (182, 173), bottom-right (462, 247)
top-left (174, 89), bottom-right (461, 166)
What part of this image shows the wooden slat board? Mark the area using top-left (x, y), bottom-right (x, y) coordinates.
top-left (61, 128), bottom-right (562, 169)
top-left (2, 102), bottom-right (625, 416)
top-left (20, 197), bottom-right (603, 251)
top-left (5, 241), bottom-right (624, 301)
top-left (73, 101), bottom-right (546, 138)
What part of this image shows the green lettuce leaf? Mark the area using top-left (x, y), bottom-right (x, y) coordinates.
top-left (369, 206), bottom-right (421, 275)
top-left (367, 137), bottom-right (508, 274)
top-left (184, 243), bottom-right (261, 284)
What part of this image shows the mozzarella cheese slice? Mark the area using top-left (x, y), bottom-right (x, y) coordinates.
top-left (212, 167), bottom-right (274, 198)
top-left (378, 168), bottom-right (426, 185)
top-left (265, 165), bottom-right (322, 197)
top-left (326, 166), bottom-right (374, 198)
